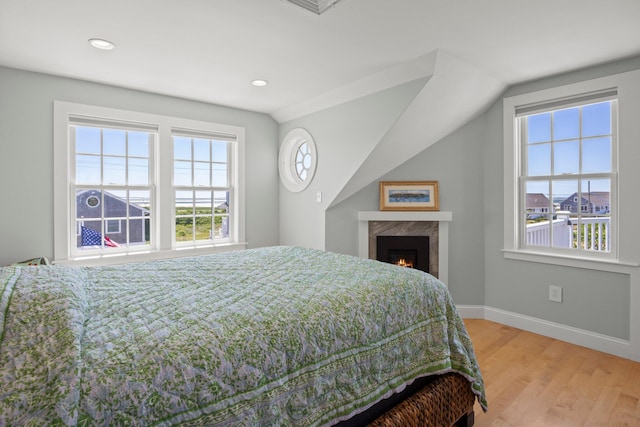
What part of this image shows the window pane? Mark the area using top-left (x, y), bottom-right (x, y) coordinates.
top-left (128, 132), bottom-right (150, 157)
top-left (553, 140), bottom-right (579, 175)
top-left (527, 144), bottom-right (551, 176)
top-left (75, 127), bottom-right (101, 154)
top-left (214, 190), bottom-right (230, 239)
top-left (195, 191), bottom-right (212, 213)
top-left (129, 190), bottom-right (151, 217)
top-left (129, 158), bottom-right (149, 186)
top-left (579, 179), bottom-right (610, 252)
top-left (77, 220), bottom-right (102, 249)
top-left (553, 180), bottom-right (578, 213)
top-left (581, 179), bottom-right (610, 214)
top-left (103, 156), bottom-right (126, 185)
top-left (528, 113), bottom-right (551, 143)
top-left (174, 137), bottom-right (192, 160)
top-left (212, 163), bottom-right (228, 186)
top-left (212, 141), bottom-right (228, 163)
top-left (303, 153), bottom-right (312, 169)
top-left (525, 180), bottom-right (550, 247)
top-left (127, 217), bottom-right (150, 246)
top-left (103, 129), bottom-right (126, 156)
top-left (174, 160), bottom-right (192, 186)
top-left (214, 215), bottom-right (229, 239)
top-left (582, 102), bottom-right (611, 137)
top-left (296, 142), bottom-right (308, 162)
top-left (176, 191), bottom-right (193, 216)
top-left (582, 137), bottom-right (611, 173)
top-left (214, 191), bottom-right (229, 214)
top-left (193, 162), bottom-right (210, 187)
top-left (76, 155), bottom-right (101, 185)
top-left (193, 139), bottom-right (210, 162)
top-left (77, 189), bottom-right (102, 219)
top-left (553, 108), bottom-right (579, 140)
top-left (195, 190), bottom-right (212, 241)
top-left (552, 180), bottom-right (577, 248)
top-left (176, 217), bottom-right (193, 242)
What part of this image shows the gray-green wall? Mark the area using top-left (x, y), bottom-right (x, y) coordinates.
top-left (0, 66), bottom-right (280, 266)
top-left (324, 55), bottom-right (640, 343)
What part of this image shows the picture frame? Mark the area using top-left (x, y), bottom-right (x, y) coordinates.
top-left (379, 181), bottom-right (439, 211)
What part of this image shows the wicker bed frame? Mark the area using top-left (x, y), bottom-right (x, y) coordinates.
top-left (369, 373), bottom-right (476, 426)
top-left (369, 373), bottom-right (475, 427)
top-left (334, 372), bottom-right (475, 427)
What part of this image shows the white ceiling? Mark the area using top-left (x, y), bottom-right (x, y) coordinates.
top-left (1, 0), bottom-right (639, 122)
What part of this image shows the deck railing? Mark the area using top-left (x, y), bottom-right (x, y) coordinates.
top-left (525, 215), bottom-right (610, 252)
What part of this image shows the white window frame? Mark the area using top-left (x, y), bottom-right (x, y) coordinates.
top-left (279, 127), bottom-right (317, 192)
top-left (502, 73), bottom-right (638, 272)
top-left (54, 101), bottom-right (246, 265)
top-left (172, 128), bottom-right (234, 247)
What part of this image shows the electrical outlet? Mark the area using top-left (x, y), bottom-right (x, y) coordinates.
top-left (549, 285), bottom-right (563, 303)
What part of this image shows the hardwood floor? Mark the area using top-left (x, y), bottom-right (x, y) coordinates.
top-left (464, 319), bottom-right (640, 427)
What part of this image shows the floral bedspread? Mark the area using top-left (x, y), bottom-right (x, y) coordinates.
top-left (0, 246), bottom-right (486, 426)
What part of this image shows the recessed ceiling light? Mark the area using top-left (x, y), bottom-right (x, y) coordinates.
top-left (251, 79), bottom-right (268, 87)
top-left (89, 38), bottom-right (116, 50)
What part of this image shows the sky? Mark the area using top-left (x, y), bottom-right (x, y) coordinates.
top-left (525, 101), bottom-right (612, 200)
top-left (75, 129), bottom-right (230, 208)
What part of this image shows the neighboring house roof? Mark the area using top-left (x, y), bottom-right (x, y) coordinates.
top-left (583, 192), bottom-right (610, 206)
top-left (560, 192), bottom-right (610, 207)
top-left (526, 193), bottom-right (550, 209)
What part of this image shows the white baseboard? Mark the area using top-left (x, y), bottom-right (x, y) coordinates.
top-left (456, 304), bottom-right (636, 362)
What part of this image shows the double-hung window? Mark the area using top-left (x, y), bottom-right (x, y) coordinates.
top-left (54, 102), bottom-right (245, 264)
top-left (173, 129), bottom-right (233, 245)
top-left (71, 117), bottom-right (155, 255)
top-left (504, 86), bottom-right (618, 261)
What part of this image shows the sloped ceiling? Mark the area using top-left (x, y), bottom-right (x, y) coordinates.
top-left (330, 49), bottom-right (505, 206)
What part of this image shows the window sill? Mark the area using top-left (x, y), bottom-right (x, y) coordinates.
top-left (54, 242), bottom-right (248, 267)
top-left (502, 249), bottom-right (638, 274)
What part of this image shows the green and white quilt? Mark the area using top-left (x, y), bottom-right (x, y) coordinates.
top-left (0, 246), bottom-right (486, 426)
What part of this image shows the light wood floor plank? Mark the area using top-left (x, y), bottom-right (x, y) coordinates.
top-left (464, 319), bottom-right (640, 427)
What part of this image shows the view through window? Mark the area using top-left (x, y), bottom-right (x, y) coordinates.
top-left (520, 97), bottom-right (616, 255)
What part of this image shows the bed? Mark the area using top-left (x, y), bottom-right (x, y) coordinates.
top-left (0, 246), bottom-right (486, 426)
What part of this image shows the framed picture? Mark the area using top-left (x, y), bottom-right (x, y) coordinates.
top-left (379, 181), bottom-right (439, 211)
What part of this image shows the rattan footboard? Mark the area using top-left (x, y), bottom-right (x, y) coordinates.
top-left (367, 373), bottom-right (476, 427)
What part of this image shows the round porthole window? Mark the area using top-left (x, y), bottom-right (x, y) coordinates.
top-left (279, 128), bottom-right (317, 192)
top-left (86, 195), bottom-right (101, 208)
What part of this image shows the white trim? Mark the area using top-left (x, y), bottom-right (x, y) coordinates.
top-left (502, 249), bottom-right (639, 273)
top-left (455, 304), bottom-right (485, 319)
top-left (53, 242), bottom-right (247, 267)
top-left (456, 305), bottom-right (637, 362)
top-left (357, 211), bottom-right (451, 285)
top-left (503, 70), bottom-right (640, 265)
top-left (279, 128), bottom-right (317, 193)
top-left (357, 211), bottom-right (452, 222)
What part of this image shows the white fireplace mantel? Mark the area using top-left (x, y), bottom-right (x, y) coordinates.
top-left (358, 211), bottom-right (452, 285)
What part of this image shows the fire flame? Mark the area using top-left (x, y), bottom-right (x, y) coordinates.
top-left (396, 258), bottom-right (414, 268)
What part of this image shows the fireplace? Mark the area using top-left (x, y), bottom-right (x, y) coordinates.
top-left (377, 235), bottom-right (429, 273)
top-left (359, 211), bottom-right (451, 283)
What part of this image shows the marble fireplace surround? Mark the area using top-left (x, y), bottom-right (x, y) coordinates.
top-left (357, 211), bottom-right (452, 285)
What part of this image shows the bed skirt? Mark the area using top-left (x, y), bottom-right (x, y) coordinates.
top-left (368, 373), bottom-right (476, 427)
